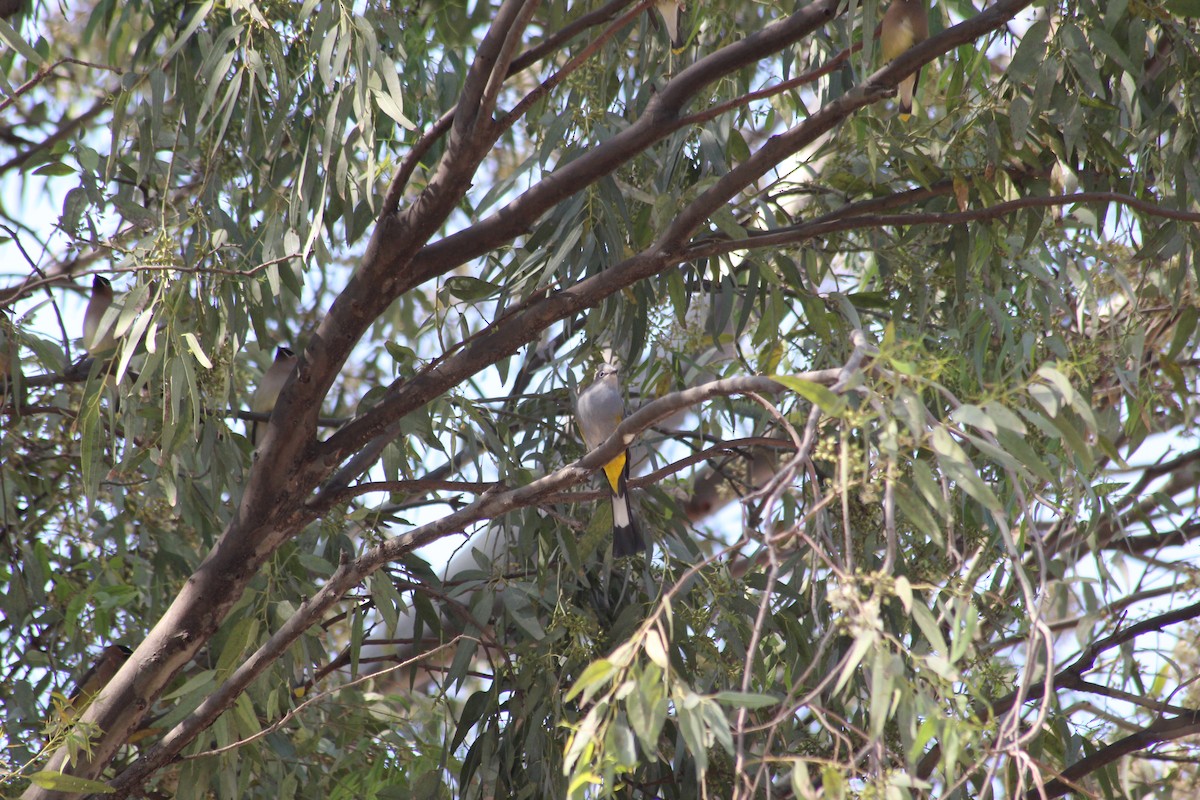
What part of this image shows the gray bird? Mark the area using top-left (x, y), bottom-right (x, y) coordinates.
top-left (576, 364), bottom-right (646, 557)
top-left (249, 346), bottom-right (297, 446)
top-left (82, 276), bottom-right (117, 355)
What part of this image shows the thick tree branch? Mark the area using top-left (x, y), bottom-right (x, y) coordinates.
top-left (452, 0), bottom-right (532, 139)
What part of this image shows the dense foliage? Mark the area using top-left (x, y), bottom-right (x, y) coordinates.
top-left (2, 0), bottom-right (1200, 798)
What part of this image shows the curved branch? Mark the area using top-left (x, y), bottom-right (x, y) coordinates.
top-left (1110, 522), bottom-right (1200, 554)
top-left (1072, 679), bottom-right (1196, 718)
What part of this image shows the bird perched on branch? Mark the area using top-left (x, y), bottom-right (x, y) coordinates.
top-left (249, 346), bottom-right (298, 446)
top-left (82, 275), bottom-right (119, 355)
top-left (881, 0), bottom-right (929, 119)
top-left (576, 364), bottom-right (646, 557)
top-left (62, 644), bottom-right (132, 719)
top-left (0, 324), bottom-right (13, 389)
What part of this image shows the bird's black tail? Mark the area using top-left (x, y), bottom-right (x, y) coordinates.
top-left (611, 458), bottom-right (646, 557)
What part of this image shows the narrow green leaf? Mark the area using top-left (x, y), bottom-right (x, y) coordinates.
top-left (33, 162), bottom-right (76, 176)
top-left (701, 699), bottom-right (734, 755)
top-left (79, 380), bottom-right (104, 509)
top-left (507, 600), bottom-right (545, 641)
top-left (868, 649), bottom-right (891, 737)
top-left (369, 571), bottom-right (402, 633)
top-left (1167, 306), bottom-right (1198, 362)
top-left (163, 0), bottom-right (215, 61)
top-left (446, 635), bottom-right (478, 689)
top-left (608, 721), bottom-right (637, 765)
top-left (949, 403), bottom-right (997, 436)
top-left (792, 761), bottom-right (817, 800)
top-left (1166, 0), bottom-right (1200, 17)
top-left (452, 688), bottom-right (493, 750)
top-left (0, 18), bottom-right (47, 65)
top-left (1044, 411), bottom-right (1096, 473)
top-left (960, 431), bottom-right (1031, 480)
top-left (981, 401), bottom-right (1027, 434)
top-left (774, 375), bottom-right (844, 414)
top-left (1009, 96), bottom-right (1031, 143)
top-left (567, 659), bottom-right (616, 702)
top-left (375, 58), bottom-right (415, 129)
top-left (1088, 25), bottom-right (1139, 74)
top-left (216, 616), bottom-right (257, 674)
top-left (161, 669), bottom-right (216, 701)
top-left (628, 670), bottom-right (667, 754)
top-left (1027, 383), bottom-right (1060, 416)
top-left (199, 49), bottom-right (238, 121)
top-left (677, 700), bottom-right (709, 773)
top-left (1006, 19), bottom-right (1049, 83)
top-left (233, 692), bottom-right (261, 737)
top-left (115, 309), bottom-right (154, 384)
top-left (834, 630), bottom-right (874, 695)
top-left (1035, 365), bottom-right (1076, 404)
top-left (894, 576), bottom-right (913, 613)
top-left (713, 691), bottom-right (777, 710)
top-left (29, 771), bottom-right (115, 793)
top-left (180, 332), bottom-right (213, 369)
top-left (931, 428), bottom-right (1002, 512)
top-left (643, 628), bottom-right (669, 670)
top-left (911, 602), bottom-right (948, 653)
top-left (911, 460), bottom-right (947, 519)
top-left (894, 386), bottom-right (928, 435)
top-left (998, 431), bottom-right (1056, 482)
top-left (564, 703), bottom-right (606, 775)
